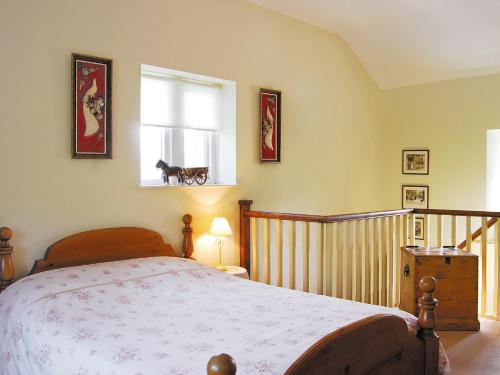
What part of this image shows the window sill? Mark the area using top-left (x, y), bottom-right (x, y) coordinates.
top-left (139, 183), bottom-right (238, 189)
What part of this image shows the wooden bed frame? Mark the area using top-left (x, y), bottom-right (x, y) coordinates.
top-left (0, 208), bottom-right (440, 375)
top-left (0, 214), bottom-right (194, 284)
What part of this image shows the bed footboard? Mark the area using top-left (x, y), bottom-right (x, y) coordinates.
top-left (285, 314), bottom-right (418, 374)
top-left (205, 276), bottom-right (439, 375)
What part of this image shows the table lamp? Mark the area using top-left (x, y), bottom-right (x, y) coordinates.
top-left (209, 217), bottom-right (232, 271)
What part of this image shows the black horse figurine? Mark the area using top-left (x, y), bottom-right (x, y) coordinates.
top-left (156, 160), bottom-right (183, 184)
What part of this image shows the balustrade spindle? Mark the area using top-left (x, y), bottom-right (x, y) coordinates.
top-left (480, 217), bottom-right (488, 315)
top-left (388, 216), bottom-right (394, 307)
top-left (409, 214), bottom-right (415, 246)
top-left (355, 220), bottom-right (362, 302)
top-left (451, 216), bottom-right (457, 247)
top-left (466, 216), bottom-right (472, 251)
top-left (275, 220), bottom-right (283, 287)
top-left (317, 223), bottom-right (325, 295)
top-left (363, 220), bottom-right (370, 304)
top-left (332, 223), bottom-right (339, 298)
top-left (436, 215), bottom-right (443, 248)
top-left (423, 214), bottom-right (430, 248)
top-left (395, 215), bottom-right (402, 307)
top-left (263, 219), bottom-right (271, 284)
top-left (496, 221), bottom-right (500, 319)
top-left (288, 221), bottom-right (296, 290)
top-left (325, 223), bottom-right (333, 297)
top-left (381, 217), bottom-right (388, 306)
top-left (336, 222), bottom-right (344, 298)
top-left (402, 215), bottom-right (408, 248)
top-left (250, 217), bottom-right (258, 281)
top-left (372, 218), bottom-right (379, 305)
top-left (302, 222), bottom-right (310, 293)
top-left (345, 221), bottom-right (354, 301)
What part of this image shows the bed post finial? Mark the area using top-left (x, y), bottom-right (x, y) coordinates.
top-left (207, 353), bottom-right (237, 375)
top-left (182, 214), bottom-right (194, 259)
top-left (418, 276), bottom-right (439, 375)
top-left (0, 227), bottom-right (14, 293)
top-left (239, 200), bottom-right (253, 273)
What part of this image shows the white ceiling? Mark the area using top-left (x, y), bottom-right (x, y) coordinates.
top-left (247, 0), bottom-right (500, 89)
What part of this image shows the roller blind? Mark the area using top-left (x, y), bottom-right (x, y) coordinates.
top-left (141, 74), bottom-right (221, 130)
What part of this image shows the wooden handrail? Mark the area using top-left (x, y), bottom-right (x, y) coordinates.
top-left (326, 209), bottom-right (414, 222)
top-left (415, 208), bottom-right (500, 218)
top-left (245, 206), bottom-right (500, 223)
top-left (457, 217), bottom-right (498, 249)
top-left (244, 208), bottom-right (413, 223)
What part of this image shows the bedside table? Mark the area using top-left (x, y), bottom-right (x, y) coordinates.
top-left (223, 266), bottom-right (249, 280)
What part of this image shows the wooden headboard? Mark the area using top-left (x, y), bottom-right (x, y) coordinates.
top-left (0, 214), bottom-right (194, 288)
top-left (30, 227), bottom-right (177, 274)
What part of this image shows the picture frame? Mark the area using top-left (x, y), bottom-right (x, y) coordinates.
top-left (260, 88), bottom-right (281, 163)
top-left (402, 185), bottom-right (429, 209)
top-left (72, 53), bottom-right (112, 159)
top-left (402, 149), bottom-right (429, 175)
top-left (414, 216), bottom-right (425, 240)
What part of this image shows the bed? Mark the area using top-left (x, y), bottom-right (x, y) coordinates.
top-left (0, 214), bottom-right (447, 375)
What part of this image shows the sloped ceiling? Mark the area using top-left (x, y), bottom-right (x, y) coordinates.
top-left (247, 0), bottom-right (500, 89)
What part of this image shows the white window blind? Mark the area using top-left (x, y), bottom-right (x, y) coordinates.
top-left (141, 74), bottom-right (221, 130)
top-left (140, 71), bottom-right (222, 185)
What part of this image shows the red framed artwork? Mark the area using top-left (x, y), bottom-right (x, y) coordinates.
top-left (260, 89), bottom-right (281, 163)
top-left (72, 53), bottom-right (112, 159)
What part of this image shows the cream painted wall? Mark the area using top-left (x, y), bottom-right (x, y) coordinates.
top-left (380, 73), bottom-right (500, 211)
top-left (0, 0), bottom-right (383, 277)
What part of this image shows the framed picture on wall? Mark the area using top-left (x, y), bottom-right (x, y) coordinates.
top-left (72, 53), bottom-right (112, 159)
top-left (402, 149), bottom-right (429, 175)
top-left (402, 185), bottom-right (429, 209)
top-left (260, 88), bottom-right (281, 163)
top-left (414, 216), bottom-right (425, 240)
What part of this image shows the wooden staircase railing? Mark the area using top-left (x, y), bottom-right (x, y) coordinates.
top-left (457, 217), bottom-right (498, 249)
top-left (240, 201), bottom-right (500, 320)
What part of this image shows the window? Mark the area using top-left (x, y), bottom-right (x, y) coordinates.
top-left (140, 65), bottom-right (236, 186)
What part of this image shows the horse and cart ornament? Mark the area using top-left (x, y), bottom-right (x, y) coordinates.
top-left (156, 160), bottom-right (209, 185)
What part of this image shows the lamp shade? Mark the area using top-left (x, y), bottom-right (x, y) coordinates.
top-left (209, 217), bottom-right (232, 236)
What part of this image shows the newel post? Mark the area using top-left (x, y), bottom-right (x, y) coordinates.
top-left (182, 214), bottom-right (194, 259)
top-left (239, 200), bottom-right (253, 272)
top-left (0, 227), bottom-right (14, 293)
top-left (418, 276), bottom-right (439, 375)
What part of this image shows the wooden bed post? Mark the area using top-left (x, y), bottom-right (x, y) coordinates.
top-left (418, 276), bottom-right (439, 375)
top-left (0, 227), bottom-right (14, 293)
top-left (182, 214), bottom-right (194, 259)
top-left (239, 200), bottom-right (253, 273)
top-left (207, 353), bottom-right (237, 375)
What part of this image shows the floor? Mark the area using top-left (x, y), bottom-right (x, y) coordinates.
top-left (439, 319), bottom-right (500, 374)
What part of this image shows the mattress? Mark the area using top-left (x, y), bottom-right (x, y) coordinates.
top-left (0, 257), bottom-right (449, 374)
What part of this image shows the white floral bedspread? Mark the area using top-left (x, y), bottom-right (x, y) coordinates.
top-left (0, 257), bottom-right (449, 375)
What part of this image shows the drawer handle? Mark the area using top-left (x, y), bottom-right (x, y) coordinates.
top-left (403, 264), bottom-right (410, 277)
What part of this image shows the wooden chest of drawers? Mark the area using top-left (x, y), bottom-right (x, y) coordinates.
top-left (400, 246), bottom-right (479, 331)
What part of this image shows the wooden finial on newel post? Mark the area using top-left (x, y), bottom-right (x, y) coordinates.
top-left (207, 353), bottom-right (237, 375)
top-left (239, 200), bottom-right (253, 273)
top-left (182, 214), bottom-right (194, 259)
top-left (0, 227), bottom-right (14, 293)
top-left (418, 276), bottom-right (439, 375)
